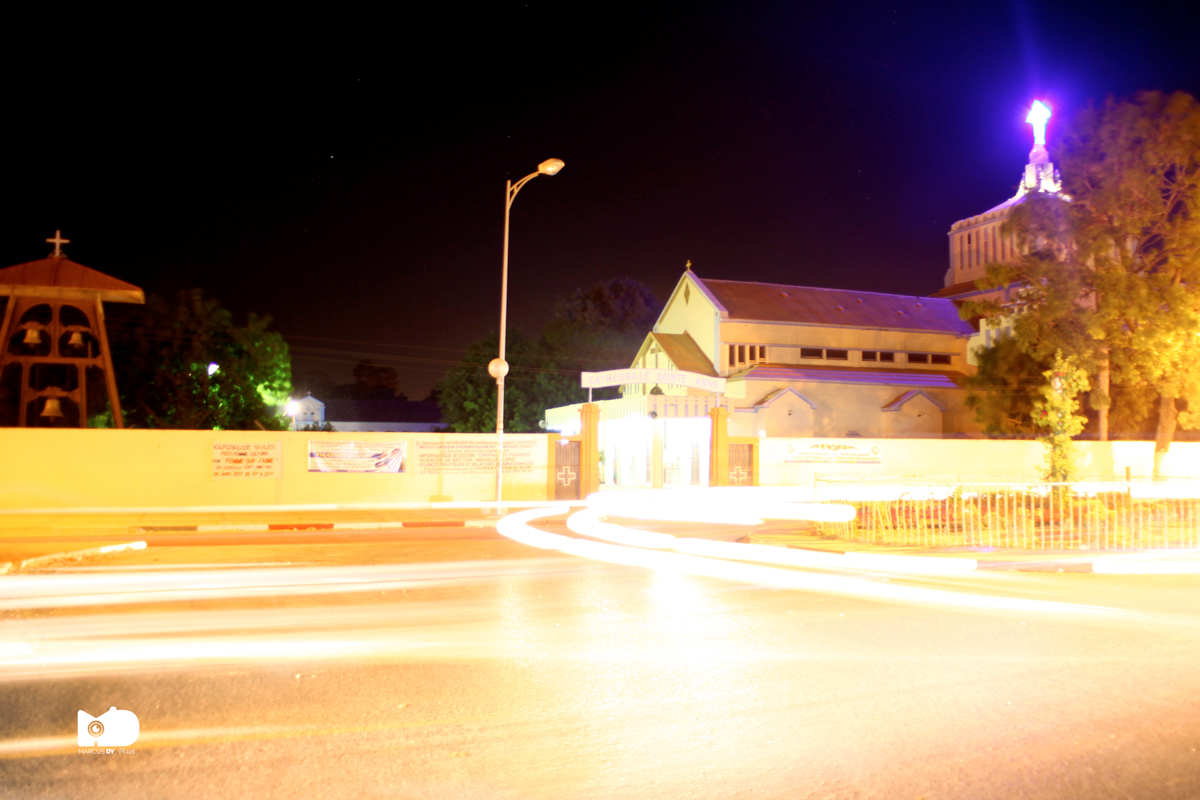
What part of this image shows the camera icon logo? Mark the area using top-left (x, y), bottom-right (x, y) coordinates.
top-left (78, 707), bottom-right (140, 747)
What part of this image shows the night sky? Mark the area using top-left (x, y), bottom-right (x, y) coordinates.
top-left (6, 2), bottom-right (1198, 400)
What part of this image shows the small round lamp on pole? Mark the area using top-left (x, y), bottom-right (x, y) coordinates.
top-left (495, 158), bottom-right (564, 507)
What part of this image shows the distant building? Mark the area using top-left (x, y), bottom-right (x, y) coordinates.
top-left (291, 393), bottom-right (326, 428)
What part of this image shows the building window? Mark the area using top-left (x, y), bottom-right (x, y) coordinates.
top-left (727, 344), bottom-right (767, 369)
top-left (826, 349), bottom-right (848, 360)
top-left (879, 351), bottom-right (895, 362)
top-left (800, 347), bottom-right (823, 359)
top-left (908, 353), bottom-right (930, 364)
top-left (862, 351), bottom-right (877, 361)
top-left (931, 354), bottom-right (951, 365)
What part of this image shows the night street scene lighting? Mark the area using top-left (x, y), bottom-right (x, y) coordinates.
top-left (4, 5), bottom-right (1200, 799)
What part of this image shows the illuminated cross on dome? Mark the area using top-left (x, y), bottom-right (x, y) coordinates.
top-left (46, 230), bottom-right (70, 257)
top-left (1026, 101), bottom-right (1051, 147)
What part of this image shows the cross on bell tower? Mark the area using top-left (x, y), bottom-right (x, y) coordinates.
top-left (46, 230), bottom-right (70, 258)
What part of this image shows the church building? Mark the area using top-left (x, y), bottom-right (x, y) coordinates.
top-left (544, 101), bottom-right (1060, 487)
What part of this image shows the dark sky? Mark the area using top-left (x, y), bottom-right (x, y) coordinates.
top-left (5, 2), bottom-right (1198, 399)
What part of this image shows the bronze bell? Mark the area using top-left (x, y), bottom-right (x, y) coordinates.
top-left (22, 327), bottom-right (42, 345)
top-left (41, 398), bottom-right (64, 418)
top-left (68, 331), bottom-right (85, 347)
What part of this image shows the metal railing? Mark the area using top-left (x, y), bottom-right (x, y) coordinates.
top-left (812, 475), bottom-right (1200, 550)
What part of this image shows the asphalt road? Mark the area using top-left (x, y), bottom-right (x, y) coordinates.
top-left (3, 526), bottom-right (1200, 799)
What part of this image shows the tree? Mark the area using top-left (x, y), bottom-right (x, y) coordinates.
top-left (436, 279), bottom-right (663, 432)
top-left (976, 91), bottom-right (1200, 474)
top-left (964, 335), bottom-right (1046, 437)
top-left (542, 278), bottom-right (663, 374)
top-left (436, 330), bottom-right (584, 433)
top-left (326, 359), bottom-right (408, 400)
top-left (1033, 351), bottom-right (1089, 481)
top-left (107, 289), bottom-right (292, 430)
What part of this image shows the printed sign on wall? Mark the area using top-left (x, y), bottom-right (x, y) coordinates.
top-left (784, 442), bottom-right (881, 465)
top-left (308, 441), bottom-right (407, 473)
top-left (414, 437), bottom-right (537, 475)
top-left (212, 441), bottom-right (282, 479)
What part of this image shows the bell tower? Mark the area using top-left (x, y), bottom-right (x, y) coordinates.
top-left (0, 232), bottom-right (144, 427)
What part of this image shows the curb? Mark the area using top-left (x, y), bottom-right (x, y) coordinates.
top-left (142, 521), bottom-right (502, 533)
top-left (748, 536), bottom-right (1200, 575)
top-left (140, 520), bottom-right (573, 533)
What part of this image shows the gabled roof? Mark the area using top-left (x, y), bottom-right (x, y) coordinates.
top-left (694, 275), bottom-right (974, 336)
top-left (753, 386), bottom-right (817, 409)
top-left (729, 364), bottom-right (962, 389)
top-left (0, 257), bottom-right (144, 303)
top-left (881, 389), bottom-right (948, 412)
top-left (645, 331), bottom-right (716, 376)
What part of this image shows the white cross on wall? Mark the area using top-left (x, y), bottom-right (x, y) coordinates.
top-left (46, 230), bottom-right (70, 257)
top-left (730, 466), bottom-right (749, 485)
top-left (557, 466), bottom-right (577, 486)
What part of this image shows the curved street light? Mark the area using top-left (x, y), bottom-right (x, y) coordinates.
top-left (491, 158), bottom-right (565, 505)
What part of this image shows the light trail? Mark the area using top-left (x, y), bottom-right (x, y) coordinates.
top-left (499, 507), bottom-right (1111, 615)
top-left (0, 558), bottom-right (586, 611)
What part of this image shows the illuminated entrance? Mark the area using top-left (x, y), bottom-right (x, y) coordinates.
top-left (546, 369), bottom-right (725, 489)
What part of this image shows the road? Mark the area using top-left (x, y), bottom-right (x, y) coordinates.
top-left (3, 520), bottom-right (1200, 799)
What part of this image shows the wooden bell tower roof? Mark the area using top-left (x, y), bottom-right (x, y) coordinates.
top-left (0, 256), bottom-right (144, 304)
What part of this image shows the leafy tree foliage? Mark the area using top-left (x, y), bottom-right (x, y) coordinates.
top-left (326, 359), bottom-right (408, 400)
top-left (972, 91), bottom-right (1200, 473)
top-left (437, 279), bottom-right (663, 432)
top-left (1033, 351), bottom-right (1090, 481)
top-left (107, 289), bottom-right (292, 430)
top-left (436, 330), bottom-right (582, 432)
top-left (543, 278), bottom-right (663, 371)
top-left (964, 336), bottom-right (1046, 437)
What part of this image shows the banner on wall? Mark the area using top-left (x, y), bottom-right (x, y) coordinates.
top-left (212, 441), bottom-right (282, 479)
top-left (308, 441), bottom-right (407, 473)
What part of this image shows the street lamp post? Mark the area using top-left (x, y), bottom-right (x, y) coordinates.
top-left (489, 158), bottom-right (565, 507)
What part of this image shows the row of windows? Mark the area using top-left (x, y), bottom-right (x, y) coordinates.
top-left (728, 344), bottom-right (766, 367)
top-left (727, 345), bottom-right (951, 366)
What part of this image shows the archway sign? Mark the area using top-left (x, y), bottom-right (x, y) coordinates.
top-left (581, 369), bottom-right (726, 393)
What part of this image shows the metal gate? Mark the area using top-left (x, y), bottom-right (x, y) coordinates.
top-left (728, 443), bottom-right (754, 485)
top-left (555, 439), bottom-right (581, 500)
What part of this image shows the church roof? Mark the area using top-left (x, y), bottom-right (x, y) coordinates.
top-left (695, 276), bottom-right (975, 336)
top-left (647, 331), bottom-right (717, 376)
top-left (0, 257), bottom-right (144, 303)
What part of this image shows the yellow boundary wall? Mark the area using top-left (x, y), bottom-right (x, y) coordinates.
top-left (0, 429), bottom-right (555, 509)
top-left (759, 438), bottom-right (1200, 485)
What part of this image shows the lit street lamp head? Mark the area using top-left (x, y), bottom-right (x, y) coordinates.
top-left (538, 158), bottom-right (565, 176)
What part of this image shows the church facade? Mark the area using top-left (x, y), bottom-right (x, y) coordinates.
top-left (544, 101), bottom-right (1060, 486)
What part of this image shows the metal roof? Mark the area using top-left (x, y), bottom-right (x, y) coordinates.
top-left (648, 331), bottom-right (717, 376)
top-left (731, 364), bottom-right (961, 389)
top-left (0, 257), bottom-right (144, 303)
top-left (697, 276), bottom-right (975, 335)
